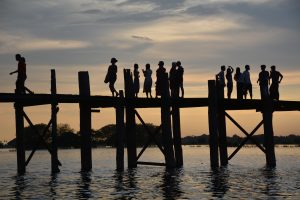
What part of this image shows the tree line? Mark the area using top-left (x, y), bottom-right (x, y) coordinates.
top-left (1, 123), bottom-right (299, 149)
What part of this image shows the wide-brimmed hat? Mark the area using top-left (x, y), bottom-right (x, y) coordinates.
top-left (111, 57), bottom-right (118, 63)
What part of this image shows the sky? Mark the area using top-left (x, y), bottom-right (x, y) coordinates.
top-left (0, 0), bottom-right (299, 142)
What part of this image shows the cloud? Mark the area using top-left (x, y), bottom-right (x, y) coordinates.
top-left (131, 35), bottom-right (153, 42)
top-left (0, 32), bottom-right (90, 54)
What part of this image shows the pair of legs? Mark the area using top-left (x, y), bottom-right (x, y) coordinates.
top-left (109, 81), bottom-right (119, 97)
top-left (227, 83), bottom-right (233, 99)
top-left (243, 84), bottom-right (252, 99)
top-left (236, 82), bottom-right (243, 100)
top-left (16, 78), bottom-right (33, 94)
top-left (270, 83), bottom-right (279, 100)
top-left (260, 84), bottom-right (269, 100)
top-left (178, 83), bottom-right (184, 98)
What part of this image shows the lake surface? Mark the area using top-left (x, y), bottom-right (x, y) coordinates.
top-left (0, 146), bottom-right (300, 199)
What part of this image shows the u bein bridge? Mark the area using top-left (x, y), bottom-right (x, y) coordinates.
top-left (0, 69), bottom-right (299, 175)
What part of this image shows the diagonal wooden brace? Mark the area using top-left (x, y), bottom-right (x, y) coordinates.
top-left (22, 110), bottom-right (62, 166)
top-left (225, 112), bottom-right (266, 158)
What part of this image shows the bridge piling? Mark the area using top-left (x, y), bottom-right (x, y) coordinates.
top-left (116, 90), bottom-right (125, 171)
top-left (208, 80), bottom-right (219, 168)
top-left (79, 71), bottom-right (92, 171)
top-left (15, 100), bottom-right (26, 174)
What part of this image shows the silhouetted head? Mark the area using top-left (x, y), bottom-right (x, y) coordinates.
top-left (245, 65), bottom-right (250, 70)
top-left (134, 63), bottom-right (138, 69)
top-left (21, 57), bottom-right (26, 63)
top-left (172, 62), bottom-right (176, 68)
top-left (146, 63), bottom-right (150, 69)
top-left (227, 66), bottom-right (232, 74)
top-left (236, 67), bottom-right (240, 73)
top-left (15, 54), bottom-right (21, 61)
top-left (111, 57), bottom-right (118, 64)
top-left (158, 61), bottom-right (164, 67)
top-left (221, 65), bottom-right (226, 71)
top-left (176, 61), bottom-right (181, 66)
top-left (271, 65), bottom-right (276, 71)
top-left (261, 65), bottom-right (266, 71)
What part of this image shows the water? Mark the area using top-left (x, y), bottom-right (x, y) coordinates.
top-left (0, 146), bottom-right (300, 199)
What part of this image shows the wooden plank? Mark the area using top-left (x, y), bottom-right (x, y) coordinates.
top-left (208, 80), bottom-right (219, 168)
top-left (137, 161), bottom-right (166, 166)
top-left (116, 90), bottom-right (125, 171)
top-left (51, 69), bottom-right (60, 173)
top-left (263, 98), bottom-right (276, 167)
top-left (124, 69), bottom-right (137, 168)
top-left (161, 73), bottom-right (176, 168)
top-left (79, 71), bottom-right (92, 171)
top-left (14, 102), bottom-right (25, 174)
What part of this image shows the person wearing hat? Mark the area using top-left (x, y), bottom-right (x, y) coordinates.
top-left (257, 64), bottom-right (269, 99)
top-left (176, 61), bottom-right (184, 98)
top-left (155, 61), bottom-right (166, 98)
top-left (104, 57), bottom-right (119, 97)
top-left (269, 65), bottom-right (283, 100)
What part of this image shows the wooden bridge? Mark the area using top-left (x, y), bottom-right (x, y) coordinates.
top-left (0, 69), bottom-right (299, 174)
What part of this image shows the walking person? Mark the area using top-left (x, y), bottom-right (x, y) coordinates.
top-left (226, 66), bottom-right (234, 99)
top-left (143, 63), bottom-right (152, 98)
top-left (169, 62), bottom-right (177, 97)
top-left (216, 65), bottom-right (226, 98)
top-left (104, 57), bottom-right (119, 97)
top-left (269, 65), bottom-right (283, 100)
top-left (176, 61), bottom-right (184, 98)
top-left (155, 61), bottom-right (166, 98)
top-left (10, 54), bottom-right (27, 94)
top-left (133, 63), bottom-right (140, 98)
top-left (234, 67), bottom-right (243, 100)
top-left (242, 65), bottom-right (252, 99)
top-left (257, 65), bottom-right (269, 99)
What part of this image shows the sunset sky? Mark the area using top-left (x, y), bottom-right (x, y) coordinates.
top-left (0, 0), bottom-right (299, 142)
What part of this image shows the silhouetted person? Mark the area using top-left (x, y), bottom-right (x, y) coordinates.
top-left (104, 57), bottom-right (119, 97)
top-left (226, 66), bottom-right (234, 99)
top-left (257, 65), bottom-right (269, 99)
top-left (176, 61), bottom-right (184, 98)
top-left (10, 54), bottom-right (27, 94)
top-left (269, 65), bottom-right (283, 100)
top-left (242, 65), bottom-right (252, 99)
top-left (216, 65), bottom-right (226, 97)
top-left (143, 63), bottom-right (152, 98)
top-left (234, 67), bottom-right (243, 100)
top-left (133, 63), bottom-right (140, 98)
top-left (155, 61), bottom-right (166, 98)
top-left (169, 62), bottom-right (177, 97)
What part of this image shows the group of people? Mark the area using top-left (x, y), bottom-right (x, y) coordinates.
top-left (104, 58), bottom-right (184, 98)
top-left (216, 64), bottom-right (283, 100)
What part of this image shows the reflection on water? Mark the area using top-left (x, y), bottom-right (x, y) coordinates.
top-left (160, 168), bottom-right (183, 200)
top-left (207, 167), bottom-right (229, 198)
top-left (77, 171), bottom-right (92, 199)
top-left (1, 147), bottom-right (299, 199)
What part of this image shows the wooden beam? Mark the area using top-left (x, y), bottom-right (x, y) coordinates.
top-left (137, 161), bottom-right (166, 166)
top-left (79, 71), bottom-right (92, 171)
top-left (208, 80), bottom-right (219, 168)
top-left (116, 90), bottom-right (125, 171)
top-left (14, 102), bottom-right (25, 174)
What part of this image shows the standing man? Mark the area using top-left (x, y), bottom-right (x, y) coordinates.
top-left (257, 65), bottom-right (269, 99)
top-left (269, 65), bottom-right (283, 100)
top-left (242, 65), bottom-right (252, 99)
top-left (155, 61), bottom-right (166, 98)
top-left (216, 65), bottom-right (226, 98)
top-left (169, 62), bottom-right (177, 97)
top-left (10, 54), bottom-right (27, 94)
top-left (176, 61), bottom-right (184, 98)
top-left (104, 57), bottom-right (119, 97)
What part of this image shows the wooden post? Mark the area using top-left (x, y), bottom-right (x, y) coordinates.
top-left (116, 90), bottom-right (125, 171)
top-left (263, 98), bottom-right (276, 167)
top-left (216, 79), bottom-right (228, 166)
top-left (51, 69), bottom-right (60, 173)
top-left (208, 80), bottom-right (219, 168)
top-left (172, 102), bottom-right (183, 167)
top-left (15, 101), bottom-right (25, 174)
top-left (161, 73), bottom-right (176, 168)
top-left (123, 69), bottom-right (137, 168)
top-left (78, 71), bottom-right (92, 171)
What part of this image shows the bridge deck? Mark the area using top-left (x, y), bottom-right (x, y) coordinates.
top-left (0, 93), bottom-right (299, 111)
